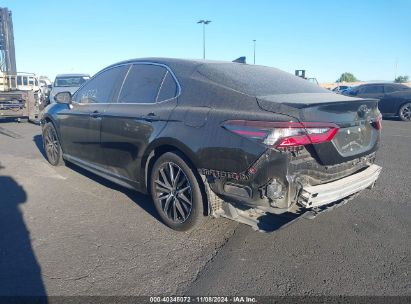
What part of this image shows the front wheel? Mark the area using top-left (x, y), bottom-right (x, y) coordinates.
top-left (150, 152), bottom-right (205, 231)
top-left (42, 122), bottom-right (64, 166)
top-left (399, 102), bottom-right (411, 121)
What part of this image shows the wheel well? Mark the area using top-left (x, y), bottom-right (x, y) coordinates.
top-left (143, 145), bottom-right (210, 216)
top-left (43, 116), bottom-right (55, 129)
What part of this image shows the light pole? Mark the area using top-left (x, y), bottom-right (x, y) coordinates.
top-left (395, 57), bottom-right (399, 80)
top-left (197, 20), bottom-right (211, 59)
top-left (253, 40), bottom-right (256, 64)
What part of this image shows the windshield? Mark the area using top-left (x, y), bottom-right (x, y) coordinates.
top-left (346, 86), bottom-right (358, 92)
top-left (54, 76), bottom-right (90, 87)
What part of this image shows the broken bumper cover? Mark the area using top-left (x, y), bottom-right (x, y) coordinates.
top-left (297, 164), bottom-right (382, 208)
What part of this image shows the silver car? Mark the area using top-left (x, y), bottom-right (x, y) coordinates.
top-left (49, 73), bottom-right (90, 103)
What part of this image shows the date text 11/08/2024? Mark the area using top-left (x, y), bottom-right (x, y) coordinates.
top-left (149, 296), bottom-right (257, 303)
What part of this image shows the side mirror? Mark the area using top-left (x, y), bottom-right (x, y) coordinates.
top-left (54, 91), bottom-right (72, 104)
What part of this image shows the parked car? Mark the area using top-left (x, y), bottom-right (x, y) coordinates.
top-left (41, 58), bottom-right (382, 231)
top-left (49, 73), bottom-right (90, 104)
top-left (332, 85), bottom-right (350, 93)
top-left (342, 83), bottom-right (411, 121)
top-left (39, 79), bottom-right (51, 104)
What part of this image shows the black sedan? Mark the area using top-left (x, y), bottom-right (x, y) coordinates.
top-left (343, 83), bottom-right (411, 121)
top-left (41, 58), bottom-right (382, 231)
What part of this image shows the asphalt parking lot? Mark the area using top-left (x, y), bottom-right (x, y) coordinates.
top-left (0, 119), bottom-right (410, 296)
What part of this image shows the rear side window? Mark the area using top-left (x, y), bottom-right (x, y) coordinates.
top-left (361, 86), bottom-right (383, 94)
top-left (118, 64), bottom-right (168, 103)
top-left (156, 71), bottom-right (178, 101)
top-left (75, 66), bottom-right (127, 104)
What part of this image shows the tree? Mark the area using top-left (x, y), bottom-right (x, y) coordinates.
top-left (336, 72), bottom-right (359, 83)
top-left (394, 75), bottom-right (409, 83)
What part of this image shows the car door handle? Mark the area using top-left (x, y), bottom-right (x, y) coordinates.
top-left (140, 112), bottom-right (157, 122)
top-left (90, 110), bottom-right (101, 118)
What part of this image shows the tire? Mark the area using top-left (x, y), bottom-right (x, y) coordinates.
top-left (42, 122), bottom-right (64, 166)
top-left (150, 152), bottom-right (205, 231)
top-left (399, 102), bottom-right (411, 121)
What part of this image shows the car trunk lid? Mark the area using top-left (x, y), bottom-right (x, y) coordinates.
top-left (257, 93), bottom-right (381, 165)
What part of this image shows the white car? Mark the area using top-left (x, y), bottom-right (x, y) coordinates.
top-left (49, 74), bottom-right (90, 103)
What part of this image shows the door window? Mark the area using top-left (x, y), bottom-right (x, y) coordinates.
top-left (74, 66), bottom-right (128, 104)
top-left (118, 64), bottom-right (171, 103)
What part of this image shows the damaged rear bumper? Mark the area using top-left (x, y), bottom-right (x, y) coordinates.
top-left (205, 163), bottom-right (382, 232)
top-left (297, 164), bottom-right (382, 208)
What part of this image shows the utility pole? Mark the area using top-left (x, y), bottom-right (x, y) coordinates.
top-left (197, 20), bottom-right (211, 59)
top-left (253, 40), bottom-right (256, 64)
top-left (0, 7), bottom-right (17, 74)
top-left (395, 57), bottom-right (399, 80)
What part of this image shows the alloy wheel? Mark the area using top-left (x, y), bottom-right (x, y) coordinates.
top-left (400, 103), bottom-right (411, 121)
top-left (44, 126), bottom-right (60, 164)
top-left (154, 162), bottom-right (193, 223)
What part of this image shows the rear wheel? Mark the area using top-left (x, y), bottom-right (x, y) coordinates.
top-left (399, 102), bottom-right (411, 121)
top-left (150, 152), bottom-right (204, 231)
top-left (42, 122), bottom-right (64, 166)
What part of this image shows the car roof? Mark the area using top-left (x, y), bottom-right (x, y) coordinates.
top-left (105, 57), bottom-right (234, 75)
top-left (109, 57), bottom-right (225, 66)
top-left (55, 73), bottom-right (90, 78)
top-left (103, 57), bottom-right (333, 98)
top-left (108, 57), bottom-right (320, 76)
top-left (358, 82), bottom-right (403, 86)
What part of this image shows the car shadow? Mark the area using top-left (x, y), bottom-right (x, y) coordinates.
top-left (382, 116), bottom-right (400, 121)
top-left (256, 211), bottom-right (305, 232)
top-left (0, 117), bottom-right (19, 123)
top-left (33, 134), bottom-right (47, 160)
top-left (33, 135), bottom-right (162, 224)
top-left (0, 163), bottom-right (48, 301)
top-left (65, 162), bottom-right (162, 223)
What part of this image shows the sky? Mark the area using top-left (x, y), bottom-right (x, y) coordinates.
top-left (2, 0), bottom-right (411, 82)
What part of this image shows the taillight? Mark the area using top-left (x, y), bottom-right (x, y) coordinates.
top-left (371, 115), bottom-right (382, 130)
top-left (222, 120), bottom-right (339, 148)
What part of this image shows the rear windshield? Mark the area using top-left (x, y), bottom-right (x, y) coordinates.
top-left (54, 76), bottom-right (90, 87)
top-left (394, 84), bottom-right (411, 91)
top-left (196, 63), bottom-right (326, 96)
